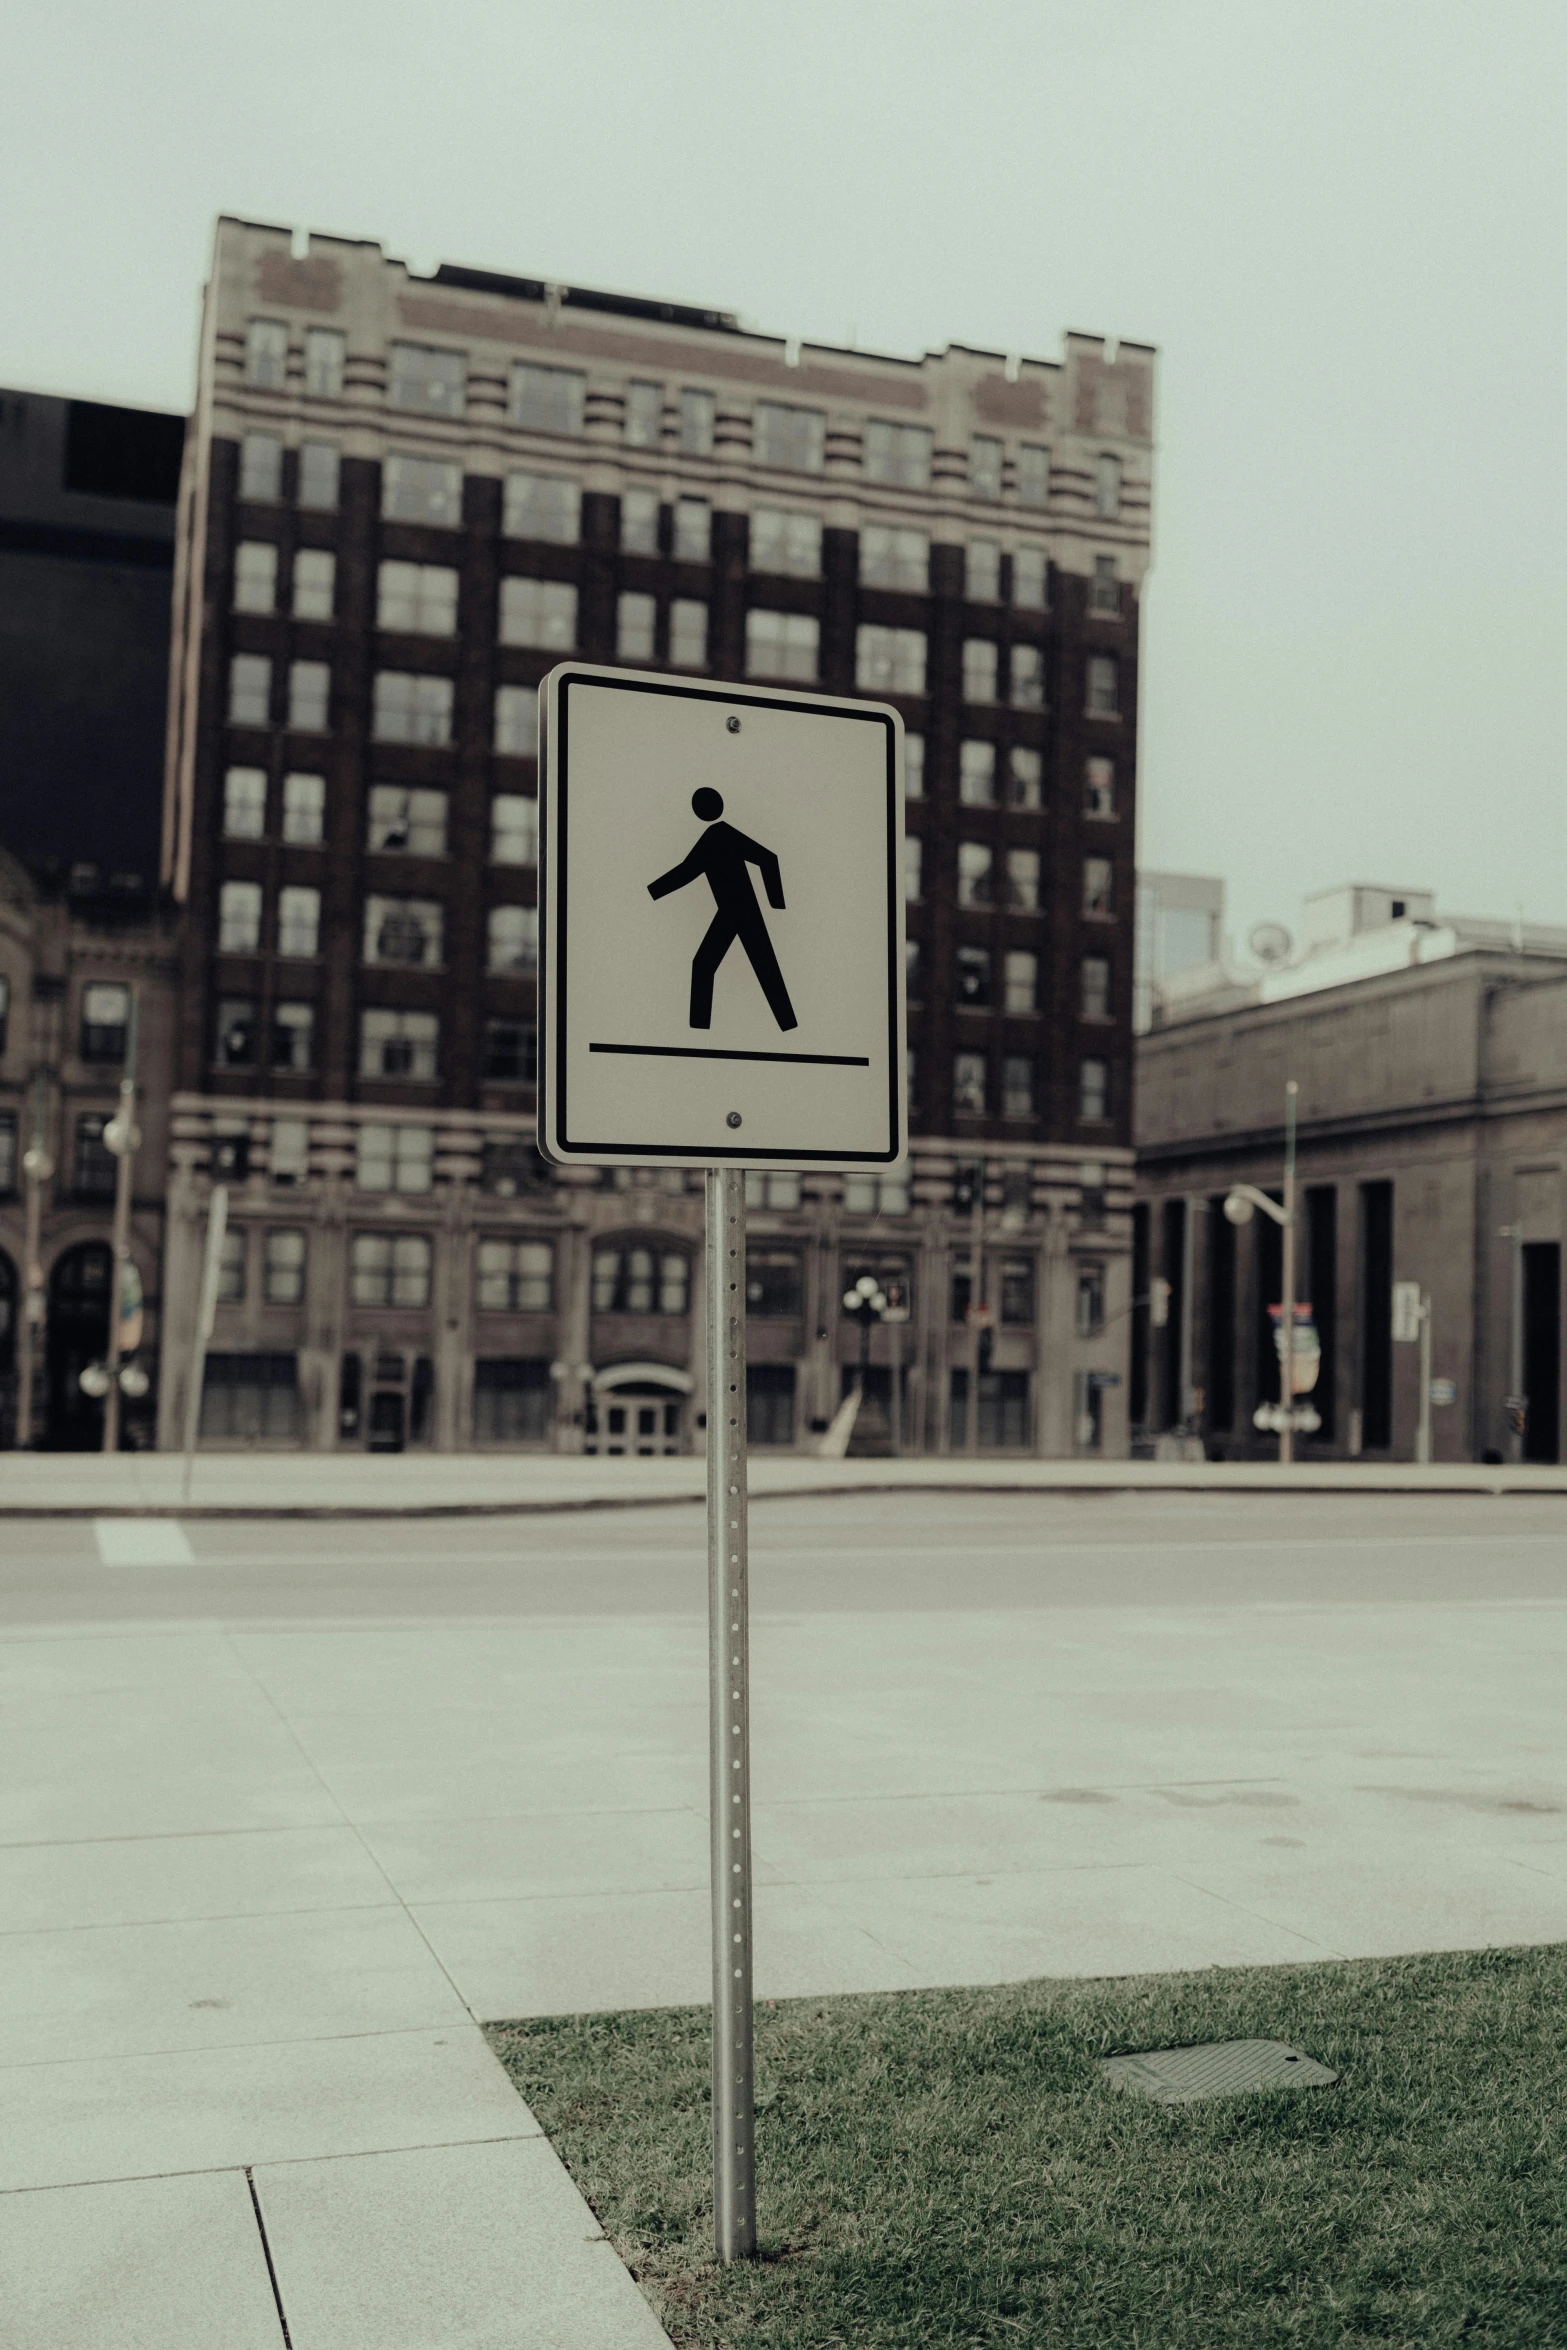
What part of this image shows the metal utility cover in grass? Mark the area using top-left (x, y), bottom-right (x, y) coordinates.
top-left (1098, 2039), bottom-right (1338, 2102)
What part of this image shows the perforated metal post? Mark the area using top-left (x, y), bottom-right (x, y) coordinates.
top-left (706, 1165), bottom-right (756, 2262)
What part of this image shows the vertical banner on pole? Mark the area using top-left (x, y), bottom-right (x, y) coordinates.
top-left (538, 664), bottom-right (906, 2260)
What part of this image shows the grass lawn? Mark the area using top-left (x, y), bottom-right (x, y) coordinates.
top-left (488, 1944), bottom-right (1567, 2348)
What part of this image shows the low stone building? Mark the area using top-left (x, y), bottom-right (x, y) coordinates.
top-left (1134, 890), bottom-right (1567, 1464)
top-left (0, 851), bottom-right (179, 1446)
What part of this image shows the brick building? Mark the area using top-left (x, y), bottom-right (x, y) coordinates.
top-left (159, 217), bottom-right (1154, 1456)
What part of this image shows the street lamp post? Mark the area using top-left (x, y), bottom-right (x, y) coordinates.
top-left (16, 1072), bottom-right (51, 1450)
top-left (100, 993), bottom-right (141, 1455)
top-left (1223, 1079), bottom-right (1314, 1464)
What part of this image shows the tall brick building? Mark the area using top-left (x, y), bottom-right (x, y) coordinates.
top-left (159, 217), bottom-right (1154, 1457)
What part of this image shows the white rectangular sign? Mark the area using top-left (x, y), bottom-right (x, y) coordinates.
top-left (539, 664), bottom-right (905, 1167)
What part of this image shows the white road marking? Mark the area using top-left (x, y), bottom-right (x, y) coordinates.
top-left (93, 1518), bottom-right (195, 1566)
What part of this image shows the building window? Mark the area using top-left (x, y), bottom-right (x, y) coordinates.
top-left (1082, 955), bottom-right (1111, 1020)
top-left (490, 793), bottom-right (538, 864)
top-left (290, 549), bottom-right (334, 623)
top-left (673, 498), bottom-right (710, 562)
top-left (277, 886), bottom-right (320, 958)
top-left (494, 684), bottom-right (538, 756)
top-left (246, 318), bottom-right (288, 388)
top-left (957, 842), bottom-right (993, 907)
top-left (81, 982), bottom-right (130, 1062)
top-left (1080, 1058), bottom-right (1109, 1122)
top-left (680, 387), bottom-right (715, 456)
top-left (484, 1018), bottom-right (537, 1083)
top-left (856, 625), bottom-right (926, 696)
top-left (1001, 1255), bottom-right (1035, 1324)
top-left (511, 362), bottom-right (585, 435)
top-left (199, 1352), bottom-right (302, 1441)
top-left (666, 598), bottom-right (707, 669)
top-left (966, 540), bottom-right (1001, 602)
top-left (500, 577), bottom-right (577, 651)
top-left (1006, 747), bottom-right (1043, 811)
top-left (1010, 645), bottom-right (1046, 710)
top-left (624, 380), bottom-right (662, 447)
top-left (471, 1358), bottom-right (550, 1444)
top-left (1006, 848), bottom-right (1041, 912)
top-left (962, 640), bottom-right (998, 703)
top-left (904, 836), bottom-right (922, 902)
top-left (746, 609), bottom-right (818, 681)
top-left (592, 1245), bottom-right (691, 1315)
top-left (1018, 444), bottom-right (1050, 508)
top-left (953, 1053), bottom-right (988, 1115)
top-left (218, 998), bottom-right (257, 1065)
top-left (957, 1368), bottom-right (1031, 1449)
top-left (617, 591), bottom-right (656, 662)
top-left (0, 1109), bottom-right (16, 1193)
top-left (351, 1232), bottom-right (433, 1308)
top-left (1095, 454), bottom-right (1122, 518)
top-left (74, 1114), bottom-right (118, 1199)
top-left (745, 1170), bottom-right (803, 1210)
top-left (360, 1008), bottom-right (439, 1080)
top-left (228, 654), bottom-right (272, 727)
top-left (747, 1364), bottom-right (796, 1447)
top-left (271, 1004), bottom-right (314, 1071)
top-left (1004, 950), bottom-right (1038, 1014)
top-left (476, 1238), bottom-right (553, 1311)
top-left (620, 487), bottom-right (659, 554)
top-left (1077, 1262), bottom-right (1107, 1336)
top-left (1078, 1162), bottom-right (1107, 1228)
top-left (1083, 856), bottom-right (1113, 917)
top-left (234, 541), bottom-right (277, 613)
top-left (956, 945), bottom-right (991, 1008)
top-left (298, 441), bottom-right (339, 511)
top-left (288, 661), bottom-right (330, 732)
top-left (906, 938), bottom-right (921, 998)
top-left (356, 1123), bottom-right (433, 1192)
top-left (971, 435), bottom-right (1004, 501)
top-left (864, 420), bottom-right (932, 488)
top-left (1091, 554), bottom-right (1120, 615)
top-left (377, 560), bottom-right (457, 634)
top-left (754, 402), bottom-right (825, 472)
top-left (372, 672), bottom-right (453, 746)
top-left (1002, 1055), bottom-right (1036, 1118)
top-left (270, 1118), bottom-right (310, 1183)
top-left (959, 741), bottom-right (996, 805)
top-left (304, 328), bottom-right (344, 397)
top-left (1086, 655), bottom-right (1119, 717)
top-left (239, 433), bottom-right (282, 502)
top-left (1013, 547), bottom-right (1048, 609)
top-left (223, 767), bottom-right (267, 839)
top-left (751, 508), bottom-right (820, 576)
top-left (364, 895), bottom-right (443, 968)
top-left (389, 342), bottom-right (466, 417)
top-left (280, 772), bottom-right (325, 845)
top-left (904, 733), bottom-right (925, 797)
top-left (368, 784), bottom-right (445, 856)
top-left (503, 470), bottom-right (580, 543)
top-left (381, 454), bottom-right (463, 526)
top-left (859, 525), bottom-right (928, 592)
top-left (264, 1230), bottom-right (307, 1304)
top-left (487, 904), bottom-right (538, 973)
top-left (1085, 756), bottom-right (1116, 818)
top-left (219, 880), bottom-right (263, 953)
top-left (745, 1247), bottom-right (804, 1317)
top-left (215, 1227), bottom-right (247, 1302)
top-left (841, 1172), bottom-right (911, 1215)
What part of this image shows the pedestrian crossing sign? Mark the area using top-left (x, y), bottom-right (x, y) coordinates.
top-left (538, 664), bottom-right (906, 1167)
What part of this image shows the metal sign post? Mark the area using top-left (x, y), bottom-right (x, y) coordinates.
top-left (537, 662), bottom-right (907, 2263)
top-left (706, 1167), bottom-right (755, 2261)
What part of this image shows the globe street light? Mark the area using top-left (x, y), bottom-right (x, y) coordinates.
top-left (842, 1272), bottom-right (888, 1396)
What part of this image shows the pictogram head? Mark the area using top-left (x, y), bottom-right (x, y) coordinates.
top-left (692, 788), bottom-right (724, 821)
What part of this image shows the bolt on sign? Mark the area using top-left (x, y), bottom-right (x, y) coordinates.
top-left (539, 663), bottom-right (907, 2267)
top-left (539, 665), bottom-right (905, 1168)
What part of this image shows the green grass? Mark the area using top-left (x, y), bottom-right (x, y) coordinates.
top-left (488, 1945), bottom-right (1567, 2348)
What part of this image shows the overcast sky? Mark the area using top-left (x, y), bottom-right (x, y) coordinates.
top-left (7, 1), bottom-right (1564, 954)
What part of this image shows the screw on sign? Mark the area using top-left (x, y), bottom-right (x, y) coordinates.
top-left (538, 664), bottom-right (907, 2263)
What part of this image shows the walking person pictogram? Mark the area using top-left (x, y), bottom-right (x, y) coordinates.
top-left (648, 789), bottom-right (798, 1031)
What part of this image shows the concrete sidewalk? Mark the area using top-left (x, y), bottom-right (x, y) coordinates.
top-left (0, 1449), bottom-right (1564, 1515)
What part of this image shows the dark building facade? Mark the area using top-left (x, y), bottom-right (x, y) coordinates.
top-left (0, 387), bottom-right (183, 887)
top-left (159, 218), bottom-right (1154, 1456)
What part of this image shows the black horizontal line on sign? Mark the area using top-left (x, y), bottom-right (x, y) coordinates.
top-left (589, 1042), bottom-right (871, 1067)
